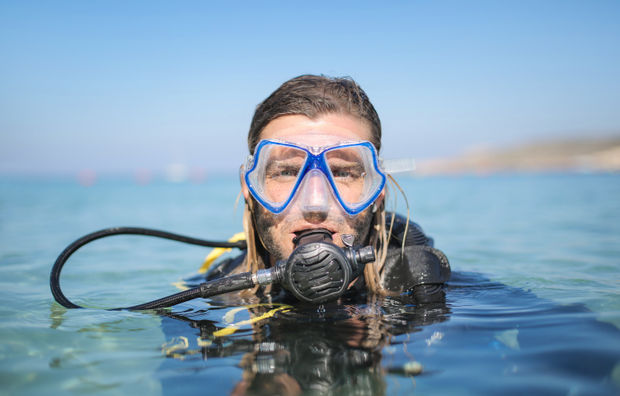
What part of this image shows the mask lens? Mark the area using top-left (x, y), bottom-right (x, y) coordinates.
top-left (325, 144), bottom-right (383, 211)
top-left (247, 143), bottom-right (308, 209)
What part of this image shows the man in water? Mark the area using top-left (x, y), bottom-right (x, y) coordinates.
top-left (206, 74), bottom-right (450, 302)
top-left (164, 75), bottom-right (620, 395)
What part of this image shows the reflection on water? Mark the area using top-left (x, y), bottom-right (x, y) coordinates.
top-left (158, 293), bottom-right (450, 396)
top-left (154, 272), bottom-right (620, 396)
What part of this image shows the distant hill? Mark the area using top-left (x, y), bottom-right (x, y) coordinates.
top-left (416, 135), bottom-right (620, 175)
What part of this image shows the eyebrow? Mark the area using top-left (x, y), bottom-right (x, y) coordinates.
top-left (269, 147), bottom-right (307, 160)
top-left (325, 150), bottom-right (363, 163)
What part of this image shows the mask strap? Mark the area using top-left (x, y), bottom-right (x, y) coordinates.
top-left (382, 158), bottom-right (416, 174)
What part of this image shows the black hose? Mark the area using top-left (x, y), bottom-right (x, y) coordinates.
top-left (122, 272), bottom-right (255, 310)
top-left (121, 286), bottom-right (204, 311)
top-left (50, 226), bottom-right (248, 310)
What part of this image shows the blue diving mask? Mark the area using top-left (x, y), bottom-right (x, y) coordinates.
top-left (243, 139), bottom-right (387, 215)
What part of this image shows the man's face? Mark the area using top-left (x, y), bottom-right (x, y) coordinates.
top-left (242, 113), bottom-right (384, 265)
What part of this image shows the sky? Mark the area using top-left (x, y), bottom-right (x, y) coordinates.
top-left (1, 0), bottom-right (619, 176)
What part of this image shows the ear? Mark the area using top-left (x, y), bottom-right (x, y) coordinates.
top-left (371, 190), bottom-right (385, 213)
top-left (239, 165), bottom-right (250, 201)
top-left (377, 188), bottom-right (385, 205)
top-left (373, 188), bottom-right (386, 212)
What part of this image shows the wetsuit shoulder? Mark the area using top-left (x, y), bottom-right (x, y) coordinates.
top-left (385, 212), bottom-right (435, 247)
top-left (382, 213), bottom-right (451, 302)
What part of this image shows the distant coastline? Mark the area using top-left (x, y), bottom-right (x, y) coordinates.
top-left (416, 135), bottom-right (620, 175)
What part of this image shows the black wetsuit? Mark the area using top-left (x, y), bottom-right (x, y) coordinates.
top-left (203, 213), bottom-right (451, 303)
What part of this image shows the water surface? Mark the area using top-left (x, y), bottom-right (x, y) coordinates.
top-left (1, 173), bottom-right (619, 395)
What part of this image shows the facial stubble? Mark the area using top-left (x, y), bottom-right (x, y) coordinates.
top-left (251, 197), bottom-right (375, 264)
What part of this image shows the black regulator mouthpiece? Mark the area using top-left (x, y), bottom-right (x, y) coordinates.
top-left (267, 229), bottom-right (375, 304)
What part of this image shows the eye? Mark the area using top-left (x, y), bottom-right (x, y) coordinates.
top-left (267, 165), bottom-right (300, 180)
top-left (332, 166), bottom-right (364, 179)
top-left (278, 167), bottom-right (299, 177)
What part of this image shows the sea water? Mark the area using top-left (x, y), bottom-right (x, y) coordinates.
top-left (0, 173), bottom-right (619, 395)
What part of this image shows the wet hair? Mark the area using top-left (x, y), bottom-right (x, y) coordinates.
top-left (241, 74), bottom-right (389, 295)
top-left (247, 74), bottom-right (382, 154)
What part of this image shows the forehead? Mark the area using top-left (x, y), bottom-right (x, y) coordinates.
top-left (259, 114), bottom-right (372, 147)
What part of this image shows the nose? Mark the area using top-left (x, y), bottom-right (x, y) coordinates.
top-left (298, 169), bottom-right (332, 223)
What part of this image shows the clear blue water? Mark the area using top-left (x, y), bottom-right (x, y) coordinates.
top-left (1, 173), bottom-right (619, 395)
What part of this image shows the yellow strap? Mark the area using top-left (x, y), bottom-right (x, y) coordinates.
top-left (213, 305), bottom-right (292, 337)
top-left (198, 231), bottom-right (246, 274)
top-left (222, 303), bottom-right (291, 324)
top-left (171, 281), bottom-right (189, 291)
